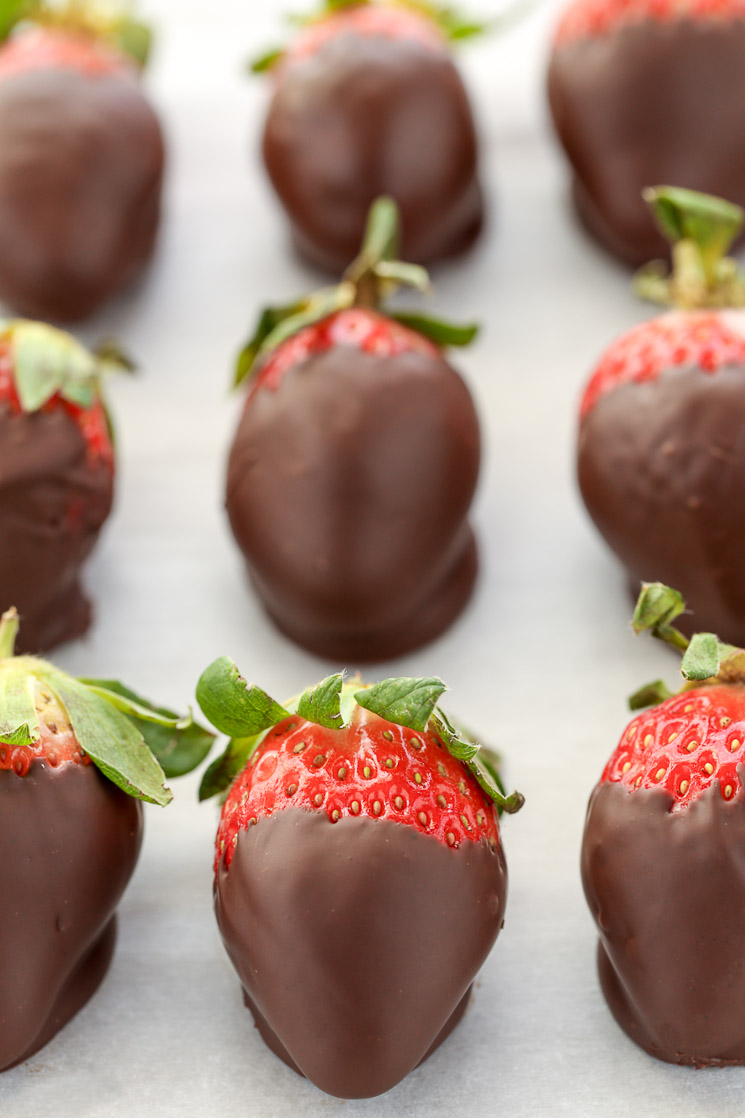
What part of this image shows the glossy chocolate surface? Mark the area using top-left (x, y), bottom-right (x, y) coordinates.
top-left (0, 65), bottom-right (164, 321)
top-left (0, 761), bottom-right (143, 1071)
top-left (582, 779), bottom-right (745, 1064)
top-left (215, 809), bottom-right (507, 1099)
top-left (226, 346), bottom-right (480, 661)
top-left (578, 363), bottom-right (745, 645)
top-left (0, 405), bottom-right (114, 652)
top-left (548, 20), bottom-right (745, 266)
top-left (263, 33), bottom-right (483, 273)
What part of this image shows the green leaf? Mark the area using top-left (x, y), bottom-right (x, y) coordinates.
top-left (0, 0), bottom-right (29, 43)
top-left (37, 668), bottom-right (172, 806)
top-left (356, 196), bottom-right (400, 270)
top-left (250, 46), bottom-right (284, 73)
top-left (114, 18), bottom-right (153, 68)
top-left (629, 679), bottom-right (674, 711)
top-left (431, 708), bottom-right (524, 814)
top-left (79, 679), bottom-right (215, 780)
top-left (0, 660), bottom-right (40, 746)
top-left (430, 709), bottom-right (478, 760)
top-left (680, 633), bottom-right (721, 682)
top-left (93, 338), bottom-right (137, 373)
top-left (297, 673), bottom-right (344, 730)
top-left (632, 582), bottom-right (687, 634)
top-left (391, 312), bottom-right (479, 348)
top-left (11, 322), bottom-right (99, 413)
top-left (644, 186), bottom-right (744, 270)
top-left (196, 656), bottom-right (290, 739)
top-left (374, 260), bottom-right (431, 294)
top-left (233, 300), bottom-right (306, 387)
top-left (355, 676), bottom-right (446, 732)
top-left (198, 734), bottom-right (261, 801)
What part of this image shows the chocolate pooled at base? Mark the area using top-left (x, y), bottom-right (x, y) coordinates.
top-left (0, 405), bottom-right (113, 653)
top-left (263, 33), bottom-right (483, 273)
top-left (215, 809), bottom-right (507, 1099)
top-left (578, 363), bottom-right (745, 647)
top-left (548, 21), bottom-right (745, 267)
top-left (0, 65), bottom-right (164, 322)
top-left (226, 345), bottom-right (480, 662)
top-left (0, 761), bottom-right (143, 1072)
top-left (582, 779), bottom-right (745, 1066)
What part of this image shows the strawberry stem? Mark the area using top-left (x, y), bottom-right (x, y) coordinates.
top-left (634, 186), bottom-right (745, 309)
top-left (0, 608), bottom-right (19, 659)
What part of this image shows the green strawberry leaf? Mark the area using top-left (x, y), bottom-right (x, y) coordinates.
top-left (632, 582), bottom-right (686, 633)
top-left (374, 260), bottom-right (431, 293)
top-left (430, 709), bottom-right (478, 761)
top-left (234, 299), bottom-right (307, 387)
top-left (198, 734), bottom-right (263, 801)
top-left (680, 632), bottom-right (721, 682)
top-left (9, 321), bottom-right (99, 412)
top-left (37, 667), bottom-right (172, 806)
top-left (113, 17), bottom-right (153, 68)
top-left (0, 0), bottom-right (29, 43)
top-left (0, 659), bottom-right (40, 746)
top-left (355, 676), bottom-right (446, 732)
top-left (628, 679), bottom-right (674, 711)
top-left (196, 656), bottom-right (290, 739)
top-left (297, 673), bottom-right (344, 729)
top-left (431, 708), bottom-right (524, 814)
top-left (391, 312), bottom-right (478, 348)
top-left (250, 46), bottom-right (285, 72)
top-left (79, 679), bottom-right (215, 779)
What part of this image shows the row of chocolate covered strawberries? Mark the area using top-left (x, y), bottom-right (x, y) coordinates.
top-left (3, 0), bottom-right (745, 1101)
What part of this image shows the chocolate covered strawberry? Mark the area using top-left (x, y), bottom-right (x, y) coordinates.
top-left (197, 662), bottom-right (522, 1099)
top-left (548, 0), bottom-right (745, 265)
top-left (582, 582), bottom-right (745, 1065)
top-left (0, 0), bottom-right (164, 321)
top-left (0, 319), bottom-right (131, 651)
top-left (0, 607), bottom-right (214, 1071)
top-left (578, 187), bottom-right (745, 644)
top-left (227, 196), bottom-right (481, 661)
top-left (254, 0), bottom-right (485, 272)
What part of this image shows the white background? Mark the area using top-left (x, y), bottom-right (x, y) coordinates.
top-left (2, 1), bottom-right (744, 1115)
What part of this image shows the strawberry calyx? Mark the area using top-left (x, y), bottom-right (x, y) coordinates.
top-left (250, 0), bottom-right (489, 74)
top-left (629, 582), bottom-right (745, 711)
top-left (233, 196), bottom-right (478, 389)
top-left (0, 0), bottom-right (153, 69)
top-left (0, 607), bottom-right (215, 803)
top-left (634, 186), bottom-right (745, 310)
top-left (196, 662), bottom-right (524, 816)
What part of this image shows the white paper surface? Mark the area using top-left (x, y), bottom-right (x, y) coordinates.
top-left (2, 2), bottom-right (745, 1114)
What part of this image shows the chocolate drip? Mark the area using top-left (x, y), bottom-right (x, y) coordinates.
top-left (215, 809), bottom-right (507, 1099)
top-left (0, 761), bottom-right (142, 1071)
top-left (582, 780), bottom-right (745, 1065)
top-left (548, 21), bottom-right (745, 266)
top-left (226, 346), bottom-right (480, 661)
top-left (0, 66), bottom-right (164, 321)
top-left (263, 33), bottom-right (483, 273)
top-left (0, 405), bottom-right (113, 652)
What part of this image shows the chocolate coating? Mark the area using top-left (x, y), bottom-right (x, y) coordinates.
top-left (0, 66), bottom-right (164, 321)
top-left (578, 364), bottom-right (745, 645)
top-left (263, 34), bottom-right (483, 273)
top-left (215, 809), bottom-right (507, 1099)
top-left (0, 761), bottom-right (143, 1070)
top-left (0, 404), bottom-right (114, 652)
top-left (226, 346), bottom-right (481, 661)
top-left (548, 21), bottom-right (745, 266)
top-left (582, 780), bottom-right (745, 1064)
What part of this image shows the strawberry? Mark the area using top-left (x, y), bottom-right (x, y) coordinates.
top-left (578, 187), bottom-right (745, 645)
top-left (197, 663), bottom-right (523, 1099)
top-left (548, 0), bottom-right (745, 264)
top-left (0, 1), bottom-right (163, 321)
top-left (0, 606), bottom-right (214, 1071)
top-left (254, 0), bottom-right (485, 272)
top-left (582, 582), bottom-right (745, 1066)
top-left (0, 320), bottom-right (129, 652)
top-left (227, 197), bottom-right (481, 661)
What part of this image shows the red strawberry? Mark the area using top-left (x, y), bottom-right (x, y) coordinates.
top-left (255, 0), bottom-right (485, 272)
top-left (548, 0), bottom-right (745, 264)
top-left (0, 606), bottom-right (214, 1071)
top-left (197, 665), bottom-right (523, 1099)
top-left (0, 320), bottom-right (127, 652)
top-left (578, 187), bottom-right (745, 645)
top-left (227, 197), bottom-right (481, 661)
top-left (582, 582), bottom-right (745, 1066)
top-left (0, 3), bottom-right (163, 321)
